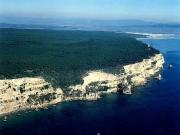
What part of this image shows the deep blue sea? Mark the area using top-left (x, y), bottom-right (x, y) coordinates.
top-left (0, 36), bottom-right (180, 135)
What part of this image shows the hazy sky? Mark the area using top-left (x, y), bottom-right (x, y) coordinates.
top-left (0, 0), bottom-right (180, 23)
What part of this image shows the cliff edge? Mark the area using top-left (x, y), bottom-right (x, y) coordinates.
top-left (0, 53), bottom-right (164, 116)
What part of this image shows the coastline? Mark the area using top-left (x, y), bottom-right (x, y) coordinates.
top-left (0, 53), bottom-right (164, 116)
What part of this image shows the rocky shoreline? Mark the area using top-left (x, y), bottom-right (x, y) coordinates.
top-left (0, 53), bottom-right (164, 116)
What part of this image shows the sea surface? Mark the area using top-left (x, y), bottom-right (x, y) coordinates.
top-left (0, 34), bottom-right (180, 135)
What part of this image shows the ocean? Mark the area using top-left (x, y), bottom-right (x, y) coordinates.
top-left (0, 34), bottom-right (180, 135)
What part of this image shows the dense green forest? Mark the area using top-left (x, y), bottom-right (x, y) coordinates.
top-left (0, 28), bottom-right (159, 88)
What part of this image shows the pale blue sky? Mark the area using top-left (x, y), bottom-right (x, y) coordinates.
top-left (0, 0), bottom-right (180, 23)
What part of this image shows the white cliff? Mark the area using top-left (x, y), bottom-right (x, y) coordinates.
top-left (69, 53), bottom-right (164, 96)
top-left (0, 53), bottom-right (164, 116)
top-left (0, 77), bottom-right (63, 115)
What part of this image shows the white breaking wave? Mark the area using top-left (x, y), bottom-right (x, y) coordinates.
top-left (125, 32), bottom-right (175, 39)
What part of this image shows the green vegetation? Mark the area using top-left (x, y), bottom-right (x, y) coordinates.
top-left (86, 82), bottom-right (109, 93)
top-left (26, 93), bottom-right (56, 105)
top-left (19, 84), bottom-right (25, 93)
top-left (0, 28), bottom-right (159, 89)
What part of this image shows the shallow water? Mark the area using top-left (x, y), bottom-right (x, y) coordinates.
top-left (0, 38), bottom-right (180, 135)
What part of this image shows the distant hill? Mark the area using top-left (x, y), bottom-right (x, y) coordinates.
top-left (1, 20), bottom-right (180, 33)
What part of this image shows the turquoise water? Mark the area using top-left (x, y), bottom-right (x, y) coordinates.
top-left (0, 37), bottom-right (180, 135)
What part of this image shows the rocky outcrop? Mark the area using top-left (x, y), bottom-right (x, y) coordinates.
top-left (68, 54), bottom-right (164, 96)
top-left (0, 77), bottom-right (63, 115)
top-left (0, 54), bottom-right (164, 116)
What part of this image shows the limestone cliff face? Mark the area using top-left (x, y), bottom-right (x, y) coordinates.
top-left (0, 77), bottom-right (63, 115)
top-left (0, 54), bottom-right (164, 116)
top-left (122, 53), bottom-right (164, 94)
top-left (68, 53), bottom-right (164, 96)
